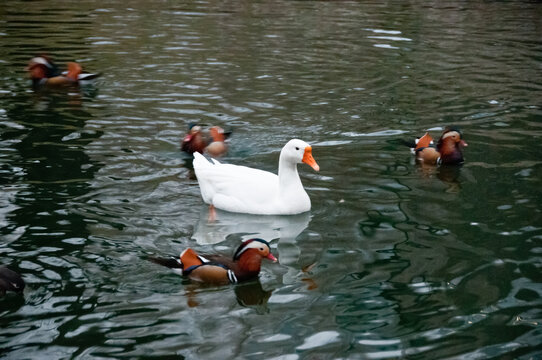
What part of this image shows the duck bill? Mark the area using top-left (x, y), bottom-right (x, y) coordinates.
top-left (302, 146), bottom-right (320, 171)
top-left (266, 253), bottom-right (278, 263)
top-left (459, 140), bottom-right (468, 147)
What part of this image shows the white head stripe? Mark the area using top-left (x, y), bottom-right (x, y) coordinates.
top-left (236, 241), bottom-right (267, 257)
top-left (441, 131), bottom-right (460, 140)
top-left (29, 57), bottom-right (53, 68)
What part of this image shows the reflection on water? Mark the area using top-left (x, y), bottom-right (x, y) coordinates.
top-left (182, 280), bottom-right (272, 314)
top-left (1, 0), bottom-right (542, 359)
top-left (192, 206), bottom-right (310, 244)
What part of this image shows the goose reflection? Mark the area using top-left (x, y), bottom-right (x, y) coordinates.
top-left (191, 206), bottom-right (311, 246)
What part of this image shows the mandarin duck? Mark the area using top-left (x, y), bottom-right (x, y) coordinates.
top-left (413, 127), bottom-right (468, 165)
top-left (26, 55), bottom-right (100, 87)
top-left (193, 139), bottom-right (319, 215)
top-left (0, 266), bottom-right (25, 296)
top-left (181, 124), bottom-right (230, 157)
top-left (152, 238), bottom-right (277, 285)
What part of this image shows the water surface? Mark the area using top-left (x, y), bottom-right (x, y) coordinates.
top-left (1, 1), bottom-right (541, 359)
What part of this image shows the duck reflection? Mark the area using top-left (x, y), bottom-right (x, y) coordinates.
top-left (182, 280), bottom-right (272, 312)
top-left (437, 164), bottom-right (462, 183)
top-left (235, 281), bottom-right (272, 312)
top-left (417, 162), bottom-right (464, 192)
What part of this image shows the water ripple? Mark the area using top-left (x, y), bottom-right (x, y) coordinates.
top-left (1, 0), bottom-right (541, 359)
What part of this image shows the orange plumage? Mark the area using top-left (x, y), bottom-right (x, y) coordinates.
top-left (179, 248), bottom-right (204, 270)
top-left (66, 62), bottom-right (82, 80)
top-left (415, 132), bottom-right (434, 150)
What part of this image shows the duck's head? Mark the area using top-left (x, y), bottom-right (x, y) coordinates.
top-left (437, 127), bottom-right (468, 163)
top-left (281, 139), bottom-right (320, 171)
top-left (189, 124), bottom-right (202, 135)
top-left (233, 238), bottom-right (277, 263)
top-left (26, 57), bottom-right (53, 80)
top-left (184, 124), bottom-right (202, 142)
top-left (438, 128), bottom-right (468, 149)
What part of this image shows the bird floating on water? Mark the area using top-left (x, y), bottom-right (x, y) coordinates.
top-left (26, 55), bottom-right (100, 88)
top-left (193, 138), bottom-right (319, 215)
top-left (412, 127), bottom-right (468, 165)
top-left (151, 238), bottom-right (277, 285)
top-left (181, 124), bottom-right (230, 157)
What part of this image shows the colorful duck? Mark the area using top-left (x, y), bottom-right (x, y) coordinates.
top-left (181, 124), bottom-right (230, 157)
top-left (193, 139), bottom-right (319, 215)
top-left (0, 266), bottom-right (25, 295)
top-left (26, 55), bottom-right (99, 87)
top-left (413, 127), bottom-right (468, 165)
top-left (152, 238), bottom-right (277, 285)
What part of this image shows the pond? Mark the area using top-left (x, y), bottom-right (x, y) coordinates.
top-left (1, 0), bottom-right (541, 359)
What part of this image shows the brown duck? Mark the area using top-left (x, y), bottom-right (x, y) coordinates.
top-left (414, 127), bottom-right (468, 165)
top-left (152, 238), bottom-right (277, 285)
top-left (26, 55), bottom-right (100, 88)
top-left (181, 124), bottom-right (230, 157)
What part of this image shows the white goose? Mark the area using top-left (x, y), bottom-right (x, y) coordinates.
top-left (193, 139), bottom-right (320, 215)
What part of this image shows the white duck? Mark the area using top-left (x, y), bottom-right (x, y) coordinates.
top-left (193, 139), bottom-right (320, 215)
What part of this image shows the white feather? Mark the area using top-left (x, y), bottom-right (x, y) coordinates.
top-left (193, 139), bottom-right (316, 215)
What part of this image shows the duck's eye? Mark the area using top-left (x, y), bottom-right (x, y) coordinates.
top-left (295, 147), bottom-right (299, 151)
top-left (260, 247), bottom-right (264, 251)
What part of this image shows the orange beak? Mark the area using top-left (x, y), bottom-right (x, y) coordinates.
top-left (266, 253), bottom-right (278, 263)
top-left (302, 146), bottom-right (320, 171)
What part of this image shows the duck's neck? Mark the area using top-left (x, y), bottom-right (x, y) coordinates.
top-left (439, 140), bottom-right (463, 163)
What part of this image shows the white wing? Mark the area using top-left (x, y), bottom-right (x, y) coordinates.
top-left (193, 152), bottom-right (279, 213)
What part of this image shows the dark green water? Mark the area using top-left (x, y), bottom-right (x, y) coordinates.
top-left (1, 1), bottom-right (541, 359)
